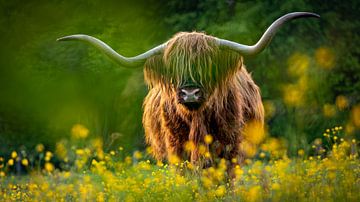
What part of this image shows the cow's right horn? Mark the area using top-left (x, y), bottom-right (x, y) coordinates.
top-left (57, 34), bottom-right (166, 68)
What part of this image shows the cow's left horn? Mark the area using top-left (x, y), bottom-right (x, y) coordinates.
top-left (218, 12), bottom-right (320, 56)
top-left (57, 34), bottom-right (166, 68)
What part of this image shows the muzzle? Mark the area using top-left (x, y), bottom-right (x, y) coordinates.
top-left (177, 86), bottom-right (204, 110)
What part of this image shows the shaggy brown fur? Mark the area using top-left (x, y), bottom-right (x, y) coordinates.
top-left (142, 32), bottom-right (264, 166)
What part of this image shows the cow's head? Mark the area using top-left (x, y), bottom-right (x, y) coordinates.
top-left (144, 31), bottom-right (243, 110)
top-left (58, 12), bottom-right (319, 111)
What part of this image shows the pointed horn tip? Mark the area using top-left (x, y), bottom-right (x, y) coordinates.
top-left (307, 12), bottom-right (320, 18)
top-left (56, 35), bottom-right (83, 42)
top-left (293, 12), bottom-right (320, 19)
top-left (56, 36), bottom-right (70, 42)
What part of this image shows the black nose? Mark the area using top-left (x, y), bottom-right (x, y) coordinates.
top-left (181, 88), bottom-right (201, 102)
top-left (177, 87), bottom-right (203, 110)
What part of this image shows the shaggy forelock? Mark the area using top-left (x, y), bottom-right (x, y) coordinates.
top-left (144, 32), bottom-right (242, 93)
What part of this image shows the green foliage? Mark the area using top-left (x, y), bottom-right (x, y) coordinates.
top-left (0, 0), bottom-right (359, 156)
top-left (0, 0), bottom-right (166, 154)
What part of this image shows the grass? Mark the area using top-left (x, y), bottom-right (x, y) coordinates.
top-left (0, 126), bottom-right (359, 201)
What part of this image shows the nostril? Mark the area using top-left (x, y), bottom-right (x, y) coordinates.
top-left (195, 90), bottom-right (201, 97)
top-left (178, 87), bottom-right (202, 100)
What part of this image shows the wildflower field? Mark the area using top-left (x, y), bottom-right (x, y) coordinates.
top-left (1, 126), bottom-right (359, 202)
top-left (0, 1), bottom-right (359, 202)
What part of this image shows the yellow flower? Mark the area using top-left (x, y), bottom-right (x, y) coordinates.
top-left (175, 175), bottom-right (186, 185)
top-left (204, 134), bottom-right (213, 144)
top-left (271, 183), bottom-right (281, 190)
top-left (268, 138), bottom-right (281, 152)
top-left (8, 159), bottom-right (14, 166)
top-left (0, 171), bottom-right (5, 177)
top-left (239, 140), bottom-right (257, 158)
top-left (243, 121), bottom-right (266, 145)
top-left (287, 53), bottom-right (310, 76)
top-left (133, 151), bottom-right (143, 159)
top-left (314, 138), bottom-right (322, 145)
top-left (146, 147), bottom-right (153, 155)
top-left (97, 192), bottom-right (105, 202)
top-left (248, 185), bottom-right (261, 201)
top-left (234, 165), bottom-right (243, 178)
top-left (83, 175), bottom-right (91, 183)
top-left (125, 195), bottom-right (135, 202)
top-left (204, 152), bottom-right (211, 158)
top-left (76, 149), bottom-right (85, 156)
top-left (323, 104), bottom-right (336, 117)
top-left (263, 100), bottom-right (276, 119)
top-left (184, 141), bottom-right (195, 152)
top-left (345, 123), bottom-right (355, 135)
top-left (44, 162), bottom-right (55, 172)
top-left (40, 182), bottom-right (49, 191)
top-left (298, 149), bottom-right (305, 156)
top-left (63, 171), bottom-right (71, 179)
top-left (315, 47), bottom-right (335, 69)
top-left (11, 151), bottom-right (17, 159)
top-left (351, 104), bottom-right (360, 128)
top-left (201, 176), bottom-right (213, 189)
top-left (259, 152), bottom-right (266, 158)
top-left (36, 144), bottom-right (45, 153)
top-left (55, 142), bottom-right (67, 160)
top-left (21, 159), bottom-right (29, 166)
top-left (92, 138), bottom-right (103, 149)
top-left (71, 124), bottom-right (89, 139)
top-left (45, 151), bottom-right (53, 161)
top-left (215, 185), bottom-right (226, 197)
top-left (169, 154), bottom-right (180, 165)
top-left (125, 156), bottom-right (132, 165)
top-left (283, 84), bottom-right (304, 107)
top-left (186, 162), bottom-right (194, 170)
top-left (46, 151), bottom-right (53, 157)
top-left (91, 159), bottom-right (98, 166)
top-left (156, 161), bottom-right (164, 167)
top-left (198, 144), bottom-right (207, 155)
top-left (328, 171), bottom-right (336, 180)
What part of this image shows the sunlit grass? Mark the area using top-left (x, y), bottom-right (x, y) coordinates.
top-left (1, 126), bottom-right (359, 201)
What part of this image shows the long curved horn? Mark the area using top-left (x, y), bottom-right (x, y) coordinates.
top-left (57, 34), bottom-right (166, 67)
top-left (218, 12), bottom-right (320, 56)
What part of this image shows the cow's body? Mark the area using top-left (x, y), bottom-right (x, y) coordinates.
top-left (143, 62), bottom-right (264, 164)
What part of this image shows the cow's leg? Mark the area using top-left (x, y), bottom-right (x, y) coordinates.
top-left (161, 101), bottom-right (190, 164)
top-left (188, 113), bottom-right (214, 168)
top-left (143, 88), bottom-right (167, 161)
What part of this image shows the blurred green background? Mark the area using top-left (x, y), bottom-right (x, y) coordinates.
top-left (0, 0), bottom-right (359, 156)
